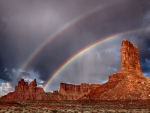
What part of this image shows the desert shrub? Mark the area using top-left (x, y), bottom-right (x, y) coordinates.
top-left (45, 109), bottom-right (48, 112)
top-left (74, 111), bottom-right (78, 113)
top-left (52, 109), bottom-right (58, 113)
top-left (81, 103), bottom-right (84, 106)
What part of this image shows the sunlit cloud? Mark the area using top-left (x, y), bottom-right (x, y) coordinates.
top-left (0, 82), bottom-right (14, 96)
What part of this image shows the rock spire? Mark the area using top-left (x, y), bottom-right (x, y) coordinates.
top-left (120, 39), bottom-right (142, 74)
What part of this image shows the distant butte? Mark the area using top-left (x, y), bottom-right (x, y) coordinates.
top-left (1, 39), bottom-right (150, 100)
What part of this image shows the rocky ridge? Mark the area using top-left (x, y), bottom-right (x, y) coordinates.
top-left (1, 39), bottom-right (150, 101)
top-left (1, 79), bottom-right (100, 100)
top-left (81, 39), bottom-right (150, 100)
top-left (60, 83), bottom-right (101, 100)
top-left (1, 79), bottom-right (63, 100)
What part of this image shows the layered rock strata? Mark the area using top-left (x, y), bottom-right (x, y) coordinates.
top-left (60, 83), bottom-right (101, 100)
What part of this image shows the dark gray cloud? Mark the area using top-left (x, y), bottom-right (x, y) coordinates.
top-left (0, 67), bottom-right (11, 81)
top-left (132, 33), bottom-right (150, 75)
top-left (0, 0), bottom-right (150, 94)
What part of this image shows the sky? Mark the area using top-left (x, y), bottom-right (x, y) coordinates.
top-left (0, 0), bottom-right (150, 96)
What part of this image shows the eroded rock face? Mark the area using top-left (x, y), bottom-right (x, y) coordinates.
top-left (1, 79), bottom-right (62, 100)
top-left (83, 72), bottom-right (150, 100)
top-left (1, 39), bottom-right (150, 101)
top-left (15, 79), bottom-right (44, 93)
top-left (2, 79), bottom-right (101, 100)
top-left (59, 83), bottom-right (101, 100)
top-left (121, 39), bottom-right (142, 74)
top-left (81, 39), bottom-right (150, 100)
top-left (15, 79), bottom-right (28, 92)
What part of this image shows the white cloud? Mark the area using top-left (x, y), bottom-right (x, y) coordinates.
top-left (24, 78), bottom-right (33, 83)
top-left (37, 85), bottom-right (43, 88)
top-left (40, 81), bottom-right (44, 83)
top-left (18, 70), bottom-right (44, 84)
top-left (0, 82), bottom-right (14, 96)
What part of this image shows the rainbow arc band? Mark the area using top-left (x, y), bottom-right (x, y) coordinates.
top-left (14, 5), bottom-right (105, 82)
top-left (43, 27), bottom-right (150, 90)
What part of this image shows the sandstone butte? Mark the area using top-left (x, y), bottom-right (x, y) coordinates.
top-left (1, 39), bottom-right (150, 100)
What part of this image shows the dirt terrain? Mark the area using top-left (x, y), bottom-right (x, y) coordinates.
top-left (1, 100), bottom-right (150, 113)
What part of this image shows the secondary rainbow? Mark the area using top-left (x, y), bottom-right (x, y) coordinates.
top-left (43, 27), bottom-right (150, 90)
top-left (14, 5), bottom-right (105, 82)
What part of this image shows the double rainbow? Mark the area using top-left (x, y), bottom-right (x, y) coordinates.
top-left (43, 27), bottom-right (150, 90)
top-left (15, 5), bottom-right (105, 82)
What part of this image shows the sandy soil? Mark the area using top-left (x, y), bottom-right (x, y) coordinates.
top-left (0, 100), bottom-right (150, 113)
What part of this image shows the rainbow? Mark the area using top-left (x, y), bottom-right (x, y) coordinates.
top-left (14, 5), bottom-right (105, 82)
top-left (43, 27), bottom-right (150, 90)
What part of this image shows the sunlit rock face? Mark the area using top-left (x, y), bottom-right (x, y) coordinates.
top-left (14, 79), bottom-right (44, 93)
top-left (1, 79), bottom-right (101, 100)
top-left (59, 83), bottom-right (101, 100)
top-left (121, 39), bottom-right (142, 74)
top-left (1, 79), bottom-right (62, 100)
top-left (2, 39), bottom-right (150, 101)
top-left (81, 39), bottom-right (150, 100)
top-left (15, 79), bottom-right (29, 92)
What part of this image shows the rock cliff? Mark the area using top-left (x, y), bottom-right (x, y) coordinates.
top-left (59, 83), bottom-right (101, 100)
top-left (1, 79), bottom-right (62, 100)
top-left (121, 39), bottom-right (142, 74)
top-left (81, 39), bottom-right (150, 100)
top-left (1, 79), bottom-right (101, 100)
top-left (1, 39), bottom-right (150, 101)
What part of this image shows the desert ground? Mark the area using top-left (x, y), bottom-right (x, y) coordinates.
top-left (0, 100), bottom-right (150, 113)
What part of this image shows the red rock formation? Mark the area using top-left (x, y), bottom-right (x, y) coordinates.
top-left (81, 39), bottom-right (150, 100)
top-left (83, 72), bottom-right (150, 100)
top-left (2, 39), bottom-right (150, 101)
top-left (121, 39), bottom-right (142, 74)
top-left (59, 83), bottom-right (101, 100)
top-left (15, 78), bottom-right (28, 92)
top-left (1, 79), bottom-right (63, 100)
top-left (1, 79), bottom-right (101, 100)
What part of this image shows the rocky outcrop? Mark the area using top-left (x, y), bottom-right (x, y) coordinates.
top-left (81, 39), bottom-right (150, 100)
top-left (82, 72), bottom-right (150, 100)
top-left (59, 83), bottom-right (101, 100)
top-left (2, 39), bottom-right (150, 101)
top-left (1, 79), bottom-right (63, 100)
top-left (121, 39), bottom-right (142, 74)
top-left (1, 79), bottom-right (101, 100)
top-left (14, 79), bottom-right (44, 93)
